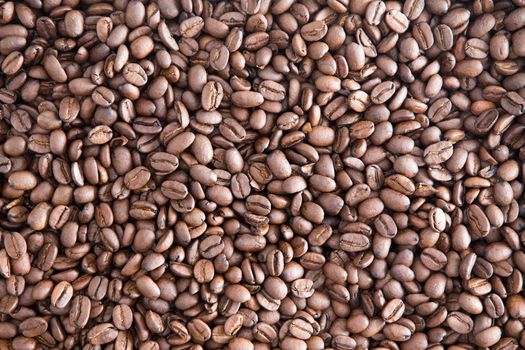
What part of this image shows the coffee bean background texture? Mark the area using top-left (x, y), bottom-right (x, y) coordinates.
top-left (1, 0), bottom-right (525, 349)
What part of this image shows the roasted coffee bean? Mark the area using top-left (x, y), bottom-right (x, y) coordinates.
top-left (19, 317), bottom-right (48, 337)
top-left (340, 233), bottom-right (371, 252)
top-left (112, 304), bottom-right (134, 330)
top-left (188, 318), bottom-right (212, 342)
top-left (88, 125), bottom-right (113, 144)
top-left (87, 323), bottom-right (119, 345)
top-left (123, 63), bottom-right (148, 86)
top-left (201, 81), bottom-right (224, 111)
top-left (381, 298), bottom-right (405, 323)
top-left (221, 316), bottom-right (241, 338)
top-left (447, 311), bottom-right (474, 334)
top-left (180, 16), bottom-right (204, 38)
top-left (385, 10), bottom-right (410, 33)
top-left (4, 232), bottom-right (27, 259)
top-left (231, 91), bottom-right (264, 108)
top-left (50, 281), bottom-right (73, 308)
top-left (70, 295), bottom-right (91, 329)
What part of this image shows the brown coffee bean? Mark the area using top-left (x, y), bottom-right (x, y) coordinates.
top-left (136, 275), bottom-right (160, 299)
top-left (231, 91), bottom-right (264, 108)
top-left (371, 81), bottom-right (396, 104)
top-left (201, 81), bottom-right (224, 111)
top-left (1, 51), bottom-right (23, 75)
top-left (475, 326), bottom-right (502, 347)
top-left (385, 10), bottom-right (409, 33)
top-left (225, 284), bottom-right (251, 303)
top-left (383, 324), bottom-right (411, 342)
top-left (87, 323), bottom-right (119, 345)
top-left (123, 63), bottom-right (148, 86)
top-left (188, 318), bottom-right (212, 342)
top-left (340, 233), bottom-right (370, 252)
top-left (259, 80), bottom-right (286, 101)
top-left (180, 16), bottom-right (204, 37)
top-left (8, 170), bottom-right (37, 190)
top-left (70, 295), bottom-right (91, 329)
top-left (130, 36), bottom-right (154, 59)
top-left (420, 248), bottom-right (447, 271)
top-left (447, 311), bottom-right (473, 334)
top-left (3, 232), bottom-right (27, 259)
top-left (19, 317), bottom-right (48, 337)
top-left (467, 204), bottom-right (490, 238)
top-left (315, 75), bottom-right (341, 93)
top-left (88, 125), bottom-right (113, 144)
top-left (308, 126), bottom-right (335, 147)
top-left (380, 299), bottom-right (404, 323)
top-left (289, 318), bottom-right (314, 340)
top-left (501, 92), bottom-right (525, 115)
top-left (300, 21), bottom-right (328, 41)
top-left (124, 166), bottom-right (151, 190)
top-left (50, 281), bottom-right (73, 308)
top-left (113, 304), bottom-right (133, 330)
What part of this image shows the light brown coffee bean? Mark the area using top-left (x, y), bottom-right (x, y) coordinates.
top-left (88, 125), bottom-right (113, 144)
top-left (50, 281), bottom-right (73, 308)
top-left (381, 299), bottom-right (405, 323)
top-left (123, 63), bottom-right (148, 86)
top-left (201, 81), bottom-right (224, 111)
top-left (180, 16), bottom-right (204, 37)
top-left (87, 324), bottom-right (119, 345)
top-left (113, 304), bottom-right (133, 330)
top-left (385, 10), bottom-right (409, 33)
top-left (340, 233), bottom-right (370, 252)
top-left (300, 21), bottom-right (328, 41)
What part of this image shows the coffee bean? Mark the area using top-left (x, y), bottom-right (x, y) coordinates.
top-left (475, 326), bottom-right (502, 347)
top-left (1, 51), bottom-right (23, 75)
top-left (136, 275), bottom-right (160, 299)
top-left (209, 45), bottom-right (230, 71)
top-left (130, 35), bottom-right (154, 59)
top-left (485, 293), bottom-right (505, 318)
top-left (289, 318), bottom-right (314, 340)
top-left (8, 170), bottom-right (37, 190)
top-left (43, 53), bottom-right (67, 83)
top-left (381, 298), bottom-right (405, 323)
top-left (3, 232), bottom-right (27, 259)
top-left (124, 166), bottom-right (151, 190)
top-left (501, 92), bottom-right (525, 115)
top-left (188, 318), bottom-right (212, 341)
top-left (180, 16), bottom-right (204, 38)
top-left (300, 21), bottom-right (328, 41)
top-left (112, 304), bottom-right (134, 330)
top-left (87, 323), bottom-right (119, 345)
top-left (122, 63), bottom-right (148, 86)
top-left (88, 125), bottom-right (113, 144)
top-left (50, 281), bottom-right (73, 308)
top-left (231, 91), bottom-right (264, 108)
top-left (201, 81), bottom-right (224, 111)
top-left (308, 126), bottom-right (335, 147)
top-left (70, 295), bottom-right (91, 329)
top-left (385, 10), bottom-right (409, 33)
top-left (340, 233), bottom-right (371, 252)
top-left (371, 81), bottom-right (396, 104)
top-left (447, 311), bottom-right (473, 333)
top-left (18, 317), bottom-right (48, 337)
top-left (467, 204), bottom-right (491, 238)
top-left (424, 141), bottom-right (454, 165)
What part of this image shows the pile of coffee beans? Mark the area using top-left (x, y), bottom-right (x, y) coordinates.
top-left (2, 0), bottom-right (525, 349)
